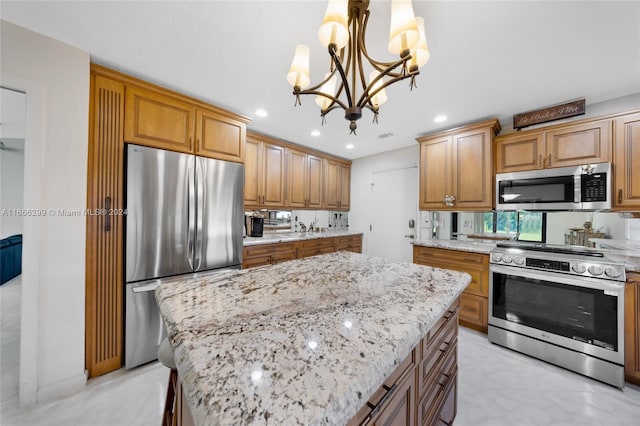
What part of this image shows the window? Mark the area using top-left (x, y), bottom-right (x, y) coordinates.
top-left (483, 211), bottom-right (546, 242)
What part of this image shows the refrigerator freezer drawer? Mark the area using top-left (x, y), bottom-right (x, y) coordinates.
top-left (125, 282), bottom-right (166, 369)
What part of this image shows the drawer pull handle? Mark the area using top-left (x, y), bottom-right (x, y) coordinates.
top-left (366, 383), bottom-right (397, 420)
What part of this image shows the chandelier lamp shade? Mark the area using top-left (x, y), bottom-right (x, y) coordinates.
top-left (287, 0), bottom-right (430, 134)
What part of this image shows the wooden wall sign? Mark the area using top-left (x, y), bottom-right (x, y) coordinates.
top-left (513, 99), bottom-right (585, 129)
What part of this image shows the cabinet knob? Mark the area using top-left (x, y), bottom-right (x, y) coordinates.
top-left (443, 194), bottom-right (456, 207)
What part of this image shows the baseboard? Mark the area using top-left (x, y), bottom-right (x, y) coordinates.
top-left (36, 372), bottom-right (87, 403)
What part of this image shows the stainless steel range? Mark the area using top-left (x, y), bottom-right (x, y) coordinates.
top-left (488, 242), bottom-right (626, 388)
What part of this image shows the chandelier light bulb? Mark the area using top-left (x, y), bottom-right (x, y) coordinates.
top-left (388, 0), bottom-right (419, 57)
top-left (369, 71), bottom-right (388, 108)
top-left (318, 0), bottom-right (349, 49)
top-left (411, 17), bottom-right (430, 69)
top-left (287, 44), bottom-right (311, 89)
top-left (315, 73), bottom-right (338, 110)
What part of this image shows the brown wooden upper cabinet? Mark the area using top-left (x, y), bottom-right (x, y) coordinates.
top-left (244, 134), bottom-right (286, 208)
top-left (495, 119), bottom-right (611, 173)
top-left (324, 159), bottom-right (351, 210)
top-left (125, 86), bottom-right (247, 163)
top-left (194, 108), bottom-right (246, 163)
top-left (417, 119), bottom-right (501, 211)
top-left (613, 112), bottom-right (640, 210)
top-left (287, 148), bottom-right (323, 209)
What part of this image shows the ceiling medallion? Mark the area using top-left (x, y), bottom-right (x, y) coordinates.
top-left (287, 0), bottom-right (430, 135)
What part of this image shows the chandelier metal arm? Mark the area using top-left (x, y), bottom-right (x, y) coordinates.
top-left (358, 68), bottom-right (418, 107)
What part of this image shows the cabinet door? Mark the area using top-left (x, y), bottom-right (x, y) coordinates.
top-left (452, 127), bottom-right (492, 210)
top-left (86, 75), bottom-right (125, 377)
top-left (195, 108), bottom-right (245, 163)
top-left (459, 293), bottom-right (488, 333)
top-left (124, 86), bottom-right (194, 152)
top-left (495, 133), bottom-right (544, 173)
top-left (307, 154), bottom-right (323, 208)
top-left (419, 137), bottom-right (451, 210)
top-left (339, 163), bottom-right (351, 210)
top-left (288, 149), bottom-right (308, 208)
top-left (625, 272), bottom-right (640, 385)
top-left (324, 159), bottom-right (340, 209)
top-left (613, 113), bottom-right (640, 210)
top-left (243, 137), bottom-right (261, 207)
top-left (261, 143), bottom-right (285, 207)
top-left (545, 120), bottom-right (611, 168)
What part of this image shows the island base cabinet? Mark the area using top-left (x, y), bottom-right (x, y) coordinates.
top-left (349, 298), bottom-right (459, 426)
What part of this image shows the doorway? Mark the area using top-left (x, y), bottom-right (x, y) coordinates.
top-left (368, 166), bottom-right (418, 262)
top-left (0, 86), bottom-right (26, 403)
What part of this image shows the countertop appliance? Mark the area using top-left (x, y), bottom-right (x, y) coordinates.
top-left (496, 162), bottom-right (611, 211)
top-left (488, 242), bottom-right (626, 388)
top-left (246, 215), bottom-right (264, 237)
top-left (125, 144), bottom-right (244, 369)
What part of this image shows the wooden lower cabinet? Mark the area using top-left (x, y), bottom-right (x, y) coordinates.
top-left (296, 238), bottom-right (336, 259)
top-left (625, 271), bottom-right (640, 385)
top-left (413, 245), bottom-right (489, 333)
top-left (335, 234), bottom-right (363, 253)
top-left (459, 293), bottom-right (488, 331)
top-left (242, 234), bottom-right (363, 269)
top-left (242, 242), bottom-right (296, 269)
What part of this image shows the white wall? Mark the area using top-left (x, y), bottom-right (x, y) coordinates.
top-left (350, 145), bottom-right (419, 254)
top-left (0, 140), bottom-right (25, 238)
top-left (1, 21), bottom-right (89, 404)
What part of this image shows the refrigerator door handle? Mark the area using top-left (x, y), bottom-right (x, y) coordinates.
top-left (195, 157), bottom-right (205, 271)
top-left (131, 283), bottom-right (160, 293)
top-left (187, 164), bottom-right (195, 271)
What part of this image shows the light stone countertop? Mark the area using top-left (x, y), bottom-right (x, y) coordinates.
top-left (243, 229), bottom-right (362, 246)
top-left (155, 251), bottom-right (470, 425)
top-left (413, 238), bottom-right (497, 254)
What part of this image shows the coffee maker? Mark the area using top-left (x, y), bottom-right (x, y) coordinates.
top-left (245, 213), bottom-right (264, 237)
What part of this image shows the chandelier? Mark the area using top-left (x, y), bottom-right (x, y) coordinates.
top-left (287, 0), bottom-right (430, 135)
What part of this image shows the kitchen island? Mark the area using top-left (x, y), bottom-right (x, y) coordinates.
top-left (156, 251), bottom-right (471, 425)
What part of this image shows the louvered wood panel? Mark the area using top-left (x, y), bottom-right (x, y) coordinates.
top-left (85, 73), bottom-right (124, 377)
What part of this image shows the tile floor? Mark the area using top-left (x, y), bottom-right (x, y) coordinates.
top-left (1, 277), bottom-right (638, 425)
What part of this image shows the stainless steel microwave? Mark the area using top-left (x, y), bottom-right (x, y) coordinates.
top-left (496, 162), bottom-right (611, 211)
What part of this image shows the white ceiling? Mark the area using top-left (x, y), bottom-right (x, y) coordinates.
top-left (2, 1), bottom-right (639, 160)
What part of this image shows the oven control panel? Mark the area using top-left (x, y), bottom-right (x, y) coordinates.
top-left (490, 251), bottom-right (626, 281)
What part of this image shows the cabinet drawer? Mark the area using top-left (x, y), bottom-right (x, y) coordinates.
top-left (335, 235), bottom-right (362, 251)
top-left (348, 350), bottom-right (415, 426)
top-left (243, 242), bottom-right (295, 258)
top-left (297, 238), bottom-right (335, 258)
top-left (417, 345), bottom-right (458, 426)
top-left (419, 313), bottom-right (458, 398)
top-left (459, 293), bottom-right (488, 331)
top-left (425, 299), bottom-right (459, 347)
top-left (413, 246), bottom-right (488, 270)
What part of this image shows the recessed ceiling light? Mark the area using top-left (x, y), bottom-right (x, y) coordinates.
top-left (255, 108), bottom-right (268, 118)
top-left (434, 114), bottom-right (447, 123)
top-left (345, 144), bottom-right (355, 150)
top-left (310, 130), bottom-right (321, 137)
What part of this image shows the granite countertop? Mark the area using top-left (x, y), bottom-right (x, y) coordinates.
top-left (244, 229), bottom-right (362, 246)
top-left (413, 238), bottom-right (497, 254)
top-left (155, 251), bottom-right (470, 425)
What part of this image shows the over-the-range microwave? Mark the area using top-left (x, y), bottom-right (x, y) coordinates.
top-left (496, 162), bottom-right (611, 211)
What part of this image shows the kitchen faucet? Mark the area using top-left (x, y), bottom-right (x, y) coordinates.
top-left (299, 221), bottom-right (307, 233)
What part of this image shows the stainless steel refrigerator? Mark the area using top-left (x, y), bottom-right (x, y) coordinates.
top-left (124, 144), bottom-right (244, 369)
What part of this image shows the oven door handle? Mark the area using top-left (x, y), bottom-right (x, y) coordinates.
top-left (489, 264), bottom-right (625, 293)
